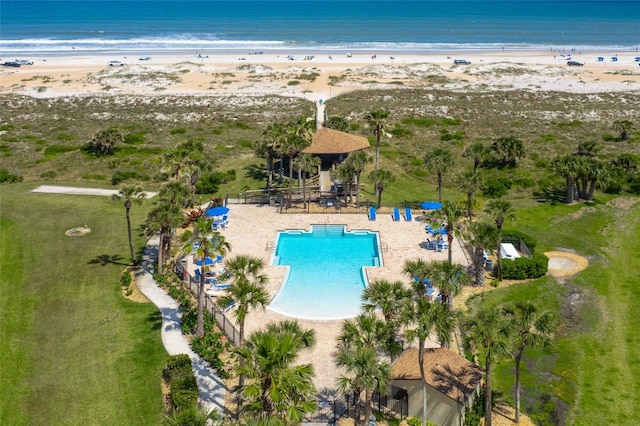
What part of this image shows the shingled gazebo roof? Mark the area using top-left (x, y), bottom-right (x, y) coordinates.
top-left (303, 128), bottom-right (370, 154)
top-left (391, 348), bottom-right (484, 404)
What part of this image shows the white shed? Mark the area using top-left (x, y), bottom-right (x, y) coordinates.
top-left (500, 243), bottom-right (521, 260)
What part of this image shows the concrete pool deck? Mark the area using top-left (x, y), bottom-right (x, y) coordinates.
top-left (206, 203), bottom-right (470, 392)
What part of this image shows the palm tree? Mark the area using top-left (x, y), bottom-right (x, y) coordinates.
top-left (613, 119), bottom-right (634, 141)
top-left (242, 414), bottom-right (287, 426)
top-left (400, 297), bottom-right (452, 426)
top-left (218, 255), bottom-right (269, 409)
top-left (465, 306), bottom-right (512, 426)
top-left (344, 150), bottom-right (373, 208)
top-left (361, 280), bottom-right (411, 360)
top-left (456, 169), bottom-right (483, 219)
top-left (441, 200), bottom-right (465, 264)
top-left (425, 260), bottom-right (470, 315)
top-left (424, 147), bottom-right (454, 204)
top-left (403, 258), bottom-right (430, 297)
top-left (484, 199), bottom-right (515, 281)
top-left (367, 168), bottom-right (395, 209)
top-left (112, 185), bottom-right (146, 265)
top-left (145, 201), bottom-right (183, 275)
top-left (362, 279), bottom-right (411, 324)
top-left (551, 155), bottom-right (580, 204)
top-left (502, 301), bottom-right (554, 423)
top-left (282, 118), bottom-right (314, 202)
top-left (366, 109), bottom-right (390, 171)
top-left (491, 136), bottom-right (525, 168)
top-left (158, 180), bottom-right (191, 208)
top-left (87, 127), bottom-right (122, 156)
top-left (335, 312), bottom-right (391, 425)
top-left (182, 219), bottom-right (231, 337)
top-left (257, 123), bottom-right (286, 189)
top-left (218, 255), bottom-right (269, 346)
top-left (293, 153), bottom-right (320, 208)
top-left (465, 222), bottom-right (499, 286)
top-left (334, 344), bottom-right (390, 426)
top-left (235, 321), bottom-right (316, 423)
top-left (162, 405), bottom-right (222, 426)
top-left (463, 142), bottom-right (488, 172)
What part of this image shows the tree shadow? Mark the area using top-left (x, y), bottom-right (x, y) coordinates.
top-left (88, 253), bottom-right (128, 266)
top-left (244, 163), bottom-right (268, 181)
top-left (145, 310), bottom-right (162, 331)
top-left (533, 185), bottom-right (566, 204)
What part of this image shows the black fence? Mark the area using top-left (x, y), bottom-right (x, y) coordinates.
top-left (175, 261), bottom-right (241, 346)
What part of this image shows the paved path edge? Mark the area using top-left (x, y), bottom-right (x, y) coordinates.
top-left (135, 235), bottom-right (227, 414)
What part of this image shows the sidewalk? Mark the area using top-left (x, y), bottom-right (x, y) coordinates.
top-left (135, 236), bottom-right (227, 413)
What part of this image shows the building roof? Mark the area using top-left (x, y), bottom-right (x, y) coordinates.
top-left (390, 348), bottom-right (484, 404)
top-left (302, 128), bottom-right (370, 154)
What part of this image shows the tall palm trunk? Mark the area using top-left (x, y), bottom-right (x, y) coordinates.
top-left (364, 389), bottom-right (373, 426)
top-left (437, 173), bottom-right (443, 203)
top-left (447, 232), bottom-right (454, 265)
top-left (197, 252), bottom-right (206, 337)
top-left (474, 248), bottom-right (485, 286)
top-left (515, 349), bottom-right (523, 423)
top-left (485, 357), bottom-right (493, 426)
top-left (156, 230), bottom-right (165, 275)
top-left (419, 342), bottom-right (428, 426)
top-left (125, 200), bottom-right (136, 265)
top-left (496, 221), bottom-right (504, 281)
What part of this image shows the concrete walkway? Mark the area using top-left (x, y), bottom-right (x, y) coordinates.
top-left (31, 185), bottom-right (157, 198)
top-left (135, 236), bottom-right (227, 413)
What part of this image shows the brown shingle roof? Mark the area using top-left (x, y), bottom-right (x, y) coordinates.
top-left (390, 348), bottom-right (484, 404)
top-left (303, 128), bottom-right (370, 154)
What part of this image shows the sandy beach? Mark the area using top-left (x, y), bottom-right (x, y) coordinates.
top-left (2, 50), bottom-right (639, 99)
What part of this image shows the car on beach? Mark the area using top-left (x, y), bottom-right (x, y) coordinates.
top-left (108, 60), bottom-right (126, 67)
top-left (1, 61), bottom-right (21, 67)
top-left (15, 59), bottom-right (34, 65)
top-left (567, 61), bottom-right (584, 66)
top-left (453, 59), bottom-right (471, 65)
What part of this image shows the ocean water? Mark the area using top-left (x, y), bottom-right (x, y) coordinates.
top-left (1, 1), bottom-right (639, 54)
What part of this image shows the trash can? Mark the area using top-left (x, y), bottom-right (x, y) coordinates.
top-left (485, 259), bottom-right (494, 271)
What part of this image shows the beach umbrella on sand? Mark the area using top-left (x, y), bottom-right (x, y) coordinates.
top-left (420, 201), bottom-right (442, 210)
top-left (206, 206), bottom-right (229, 217)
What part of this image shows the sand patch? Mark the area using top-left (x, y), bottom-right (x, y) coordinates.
top-left (65, 226), bottom-right (91, 237)
top-left (545, 251), bottom-right (589, 277)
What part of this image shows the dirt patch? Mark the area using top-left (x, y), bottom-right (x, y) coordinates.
top-left (607, 196), bottom-right (640, 210)
top-left (65, 226), bottom-right (91, 237)
top-left (124, 280), bottom-right (152, 303)
top-left (545, 251), bottom-right (589, 277)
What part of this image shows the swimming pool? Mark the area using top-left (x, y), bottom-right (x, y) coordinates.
top-left (268, 224), bottom-right (382, 320)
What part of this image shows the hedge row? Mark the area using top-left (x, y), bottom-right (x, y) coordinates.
top-left (501, 253), bottom-right (549, 280)
top-left (164, 354), bottom-right (198, 411)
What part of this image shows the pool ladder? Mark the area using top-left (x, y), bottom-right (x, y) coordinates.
top-left (265, 241), bottom-right (277, 252)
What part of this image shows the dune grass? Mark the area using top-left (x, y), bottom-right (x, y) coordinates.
top-left (0, 184), bottom-right (167, 425)
top-left (467, 198), bottom-right (640, 425)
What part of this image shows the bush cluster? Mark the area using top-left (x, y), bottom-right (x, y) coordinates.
top-left (0, 168), bottom-right (23, 183)
top-left (119, 269), bottom-right (133, 295)
top-left (502, 230), bottom-right (537, 254)
top-left (501, 253), bottom-right (549, 280)
top-left (163, 354), bottom-right (198, 411)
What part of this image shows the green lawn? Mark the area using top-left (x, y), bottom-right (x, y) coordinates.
top-left (467, 198), bottom-right (640, 425)
top-left (0, 183), bottom-right (167, 425)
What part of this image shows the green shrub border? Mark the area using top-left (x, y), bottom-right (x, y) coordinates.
top-left (164, 354), bottom-right (198, 411)
top-left (501, 253), bottom-right (549, 280)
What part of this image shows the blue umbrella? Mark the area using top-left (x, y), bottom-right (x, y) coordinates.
top-left (420, 201), bottom-right (442, 210)
top-left (195, 257), bottom-right (215, 266)
top-left (206, 206), bottom-right (229, 217)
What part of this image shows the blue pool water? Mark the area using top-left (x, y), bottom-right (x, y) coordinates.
top-left (268, 225), bottom-right (382, 320)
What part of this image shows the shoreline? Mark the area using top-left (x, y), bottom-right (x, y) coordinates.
top-left (2, 49), bottom-right (639, 99)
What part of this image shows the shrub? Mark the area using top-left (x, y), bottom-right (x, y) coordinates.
top-left (196, 170), bottom-right (236, 194)
top-left (111, 170), bottom-right (149, 185)
top-left (0, 169), bottom-right (23, 183)
top-left (119, 269), bottom-right (132, 288)
top-left (169, 128), bottom-right (187, 135)
top-left (164, 354), bottom-right (192, 379)
top-left (406, 417), bottom-right (422, 426)
top-left (85, 128), bottom-right (123, 156)
top-left (501, 253), bottom-right (549, 280)
top-left (502, 230), bottom-right (537, 254)
top-left (482, 177), bottom-right (511, 198)
top-left (169, 389), bottom-right (198, 411)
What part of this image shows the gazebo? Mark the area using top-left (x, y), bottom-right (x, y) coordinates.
top-left (303, 128), bottom-right (370, 171)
